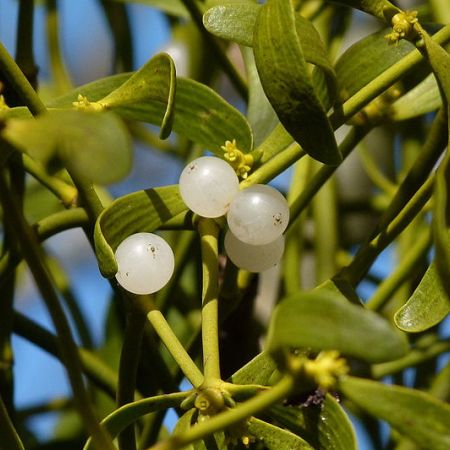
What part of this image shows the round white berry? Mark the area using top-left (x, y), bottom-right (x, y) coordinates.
top-left (179, 156), bottom-right (239, 218)
top-left (224, 230), bottom-right (285, 272)
top-left (115, 233), bottom-right (174, 295)
top-left (227, 184), bottom-right (289, 245)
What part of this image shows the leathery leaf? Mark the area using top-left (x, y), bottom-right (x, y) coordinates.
top-left (269, 393), bottom-right (356, 450)
top-left (266, 289), bottom-right (408, 363)
top-left (99, 52), bottom-right (176, 139)
top-left (394, 262), bottom-right (450, 332)
top-left (339, 376), bottom-right (450, 449)
top-left (94, 185), bottom-right (187, 277)
top-left (253, 0), bottom-right (340, 165)
top-left (46, 72), bottom-right (253, 154)
top-left (83, 392), bottom-right (187, 450)
top-left (204, 1), bottom-right (336, 108)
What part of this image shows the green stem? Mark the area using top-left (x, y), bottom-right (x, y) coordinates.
top-left (198, 218), bottom-right (221, 383)
top-left (366, 228), bottom-right (431, 311)
top-left (242, 143), bottom-right (305, 188)
top-left (372, 338), bottom-right (450, 379)
top-left (148, 375), bottom-right (294, 450)
top-left (22, 153), bottom-right (78, 206)
top-left (47, 256), bottom-right (94, 349)
top-left (0, 42), bottom-right (45, 114)
top-left (0, 394), bottom-right (24, 450)
top-left (312, 162), bottom-right (338, 283)
top-left (288, 125), bottom-right (372, 229)
top-left (372, 107), bottom-right (448, 236)
top-left (180, 0), bottom-right (248, 99)
top-left (147, 309), bottom-right (204, 388)
top-left (0, 208), bottom-right (89, 281)
top-left (15, 0), bottom-right (37, 88)
top-left (283, 158), bottom-right (311, 294)
top-left (0, 171), bottom-right (115, 450)
top-left (46, 0), bottom-right (73, 93)
top-left (117, 300), bottom-right (147, 450)
top-left (338, 175), bottom-right (434, 287)
top-left (13, 311), bottom-right (119, 399)
top-left (357, 144), bottom-right (397, 196)
top-left (156, 231), bottom-right (196, 312)
top-left (84, 392), bottom-right (190, 450)
top-left (330, 23), bottom-right (450, 126)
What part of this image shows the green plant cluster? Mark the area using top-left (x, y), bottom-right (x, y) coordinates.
top-left (0, 0), bottom-right (450, 449)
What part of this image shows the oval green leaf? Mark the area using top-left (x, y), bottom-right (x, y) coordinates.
top-left (420, 28), bottom-right (450, 299)
top-left (94, 185), bottom-right (188, 277)
top-left (389, 73), bottom-right (442, 121)
top-left (339, 376), bottom-right (450, 449)
top-left (229, 352), bottom-right (278, 386)
top-left (83, 392), bottom-right (187, 450)
top-left (247, 417), bottom-right (313, 450)
top-left (100, 52), bottom-right (176, 139)
top-left (253, 0), bottom-right (340, 165)
top-left (47, 73), bottom-right (253, 154)
top-left (266, 290), bottom-right (408, 363)
top-left (2, 110), bottom-right (132, 184)
top-left (205, 1), bottom-right (337, 110)
top-left (335, 28), bottom-right (415, 101)
top-left (395, 262), bottom-right (450, 332)
top-left (433, 154), bottom-right (450, 299)
top-left (269, 393), bottom-right (357, 450)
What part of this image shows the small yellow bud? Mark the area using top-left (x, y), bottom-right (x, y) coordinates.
top-left (72, 94), bottom-right (104, 112)
top-left (385, 11), bottom-right (419, 44)
top-left (221, 139), bottom-right (253, 179)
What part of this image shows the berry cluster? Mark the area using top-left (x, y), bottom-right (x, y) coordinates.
top-left (179, 156), bottom-right (289, 272)
top-left (114, 155), bottom-right (289, 295)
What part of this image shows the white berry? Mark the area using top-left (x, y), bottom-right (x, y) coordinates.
top-left (224, 230), bottom-right (285, 272)
top-left (227, 184), bottom-right (289, 245)
top-left (115, 233), bottom-right (174, 295)
top-left (179, 156), bottom-right (239, 218)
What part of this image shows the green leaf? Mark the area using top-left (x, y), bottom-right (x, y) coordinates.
top-left (203, 1), bottom-right (257, 47)
top-left (242, 47), bottom-right (279, 147)
top-left (433, 154), bottom-right (450, 299)
top-left (47, 72), bottom-right (253, 154)
top-left (335, 28), bottom-right (415, 101)
top-left (269, 393), bottom-right (357, 450)
top-left (2, 110), bottom-right (132, 184)
top-left (266, 290), bottom-right (408, 363)
top-left (420, 28), bottom-right (450, 299)
top-left (253, 0), bottom-right (339, 165)
top-left (204, 1), bottom-right (337, 110)
top-left (389, 73), bottom-right (442, 121)
top-left (247, 417), bottom-right (313, 449)
top-left (394, 262), bottom-right (450, 332)
top-left (109, 0), bottom-right (189, 18)
top-left (100, 53), bottom-right (176, 139)
top-left (339, 376), bottom-right (450, 450)
top-left (94, 185), bottom-right (188, 277)
top-left (173, 409), bottom-right (226, 450)
top-left (324, 0), bottom-right (399, 20)
top-left (229, 352), bottom-right (278, 386)
top-left (83, 392), bottom-right (187, 450)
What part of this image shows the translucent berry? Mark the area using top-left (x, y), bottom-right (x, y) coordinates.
top-left (115, 233), bottom-right (174, 295)
top-left (224, 230), bottom-right (285, 272)
top-left (227, 184), bottom-right (289, 245)
top-left (179, 156), bottom-right (239, 218)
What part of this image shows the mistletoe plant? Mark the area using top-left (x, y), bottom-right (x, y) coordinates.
top-left (1, 0), bottom-right (450, 449)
